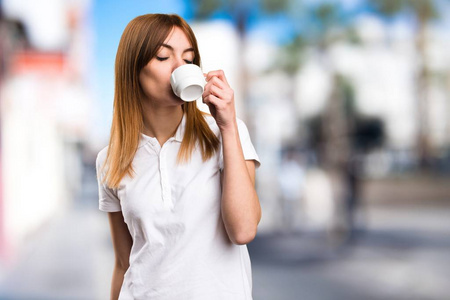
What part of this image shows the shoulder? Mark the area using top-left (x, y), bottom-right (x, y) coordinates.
top-left (96, 146), bottom-right (109, 169)
top-left (235, 118), bottom-right (248, 132)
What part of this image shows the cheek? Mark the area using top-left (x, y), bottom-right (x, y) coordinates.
top-left (141, 68), bottom-right (171, 87)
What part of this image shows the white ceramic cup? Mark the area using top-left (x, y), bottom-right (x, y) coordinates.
top-left (170, 64), bottom-right (206, 102)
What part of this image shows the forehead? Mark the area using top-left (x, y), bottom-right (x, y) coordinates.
top-left (161, 26), bottom-right (192, 49)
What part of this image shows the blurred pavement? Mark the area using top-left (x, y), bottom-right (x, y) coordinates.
top-left (249, 176), bottom-right (450, 300)
top-left (0, 172), bottom-right (449, 300)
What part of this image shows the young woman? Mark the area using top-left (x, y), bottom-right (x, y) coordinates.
top-left (96, 14), bottom-right (261, 299)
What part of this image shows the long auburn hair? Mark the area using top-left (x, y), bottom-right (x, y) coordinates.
top-left (103, 14), bottom-right (220, 188)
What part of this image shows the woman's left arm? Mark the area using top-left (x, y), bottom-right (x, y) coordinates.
top-left (203, 70), bottom-right (261, 245)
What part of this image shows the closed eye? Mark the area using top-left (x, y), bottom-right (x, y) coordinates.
top-left (156, 56), bottom-right (168, 61)
top-left (184, 59), bottom-right (193, 64)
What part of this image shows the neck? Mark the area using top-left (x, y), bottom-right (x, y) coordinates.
top-left (141, 103), bottom-right (184, 146)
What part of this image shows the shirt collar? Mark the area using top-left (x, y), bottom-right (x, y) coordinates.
top-left (138, 114), bottom-right (185, 148)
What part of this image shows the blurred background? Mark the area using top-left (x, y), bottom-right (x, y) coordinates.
top-left (0, 0), bottom-right (450, 299)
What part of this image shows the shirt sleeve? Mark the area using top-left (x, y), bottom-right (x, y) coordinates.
top-left (96, 149), bottom-right (122, 212)
top-left (219, 118), bottom-right (261, 170)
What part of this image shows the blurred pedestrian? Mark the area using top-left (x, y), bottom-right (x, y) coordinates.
top-left (96, 14), bottom-right (261, 300)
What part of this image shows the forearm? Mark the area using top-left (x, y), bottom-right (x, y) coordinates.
top-left (221, 120), bottom-right (261, 245)
top-left (110, 264), bottom-right (127, 300)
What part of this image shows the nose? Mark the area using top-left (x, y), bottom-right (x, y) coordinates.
top-left (172, 55), bottom-right (188, 72)
top-left (172, 56), bottom-right (187, 72)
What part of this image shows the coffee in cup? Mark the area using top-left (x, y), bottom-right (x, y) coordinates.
top-left (170, 64), bottom-right (206, 102)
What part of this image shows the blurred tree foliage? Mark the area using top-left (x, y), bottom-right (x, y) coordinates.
top-left (189, 0), bottom-right (291, 35)
top-left (276, 35), bottom-right (306, 76)
top-left (368, 0), bottom-right (439, 20)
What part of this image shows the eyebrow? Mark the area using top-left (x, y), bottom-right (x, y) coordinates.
top-left (161, 43), bottom-right (194, 53)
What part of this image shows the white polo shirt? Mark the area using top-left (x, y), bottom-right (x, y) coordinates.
top-left (96, 115), bottom-right (260, 300)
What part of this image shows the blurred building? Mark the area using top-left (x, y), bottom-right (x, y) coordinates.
top-left (0, 0), bottom-right (94, 264)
